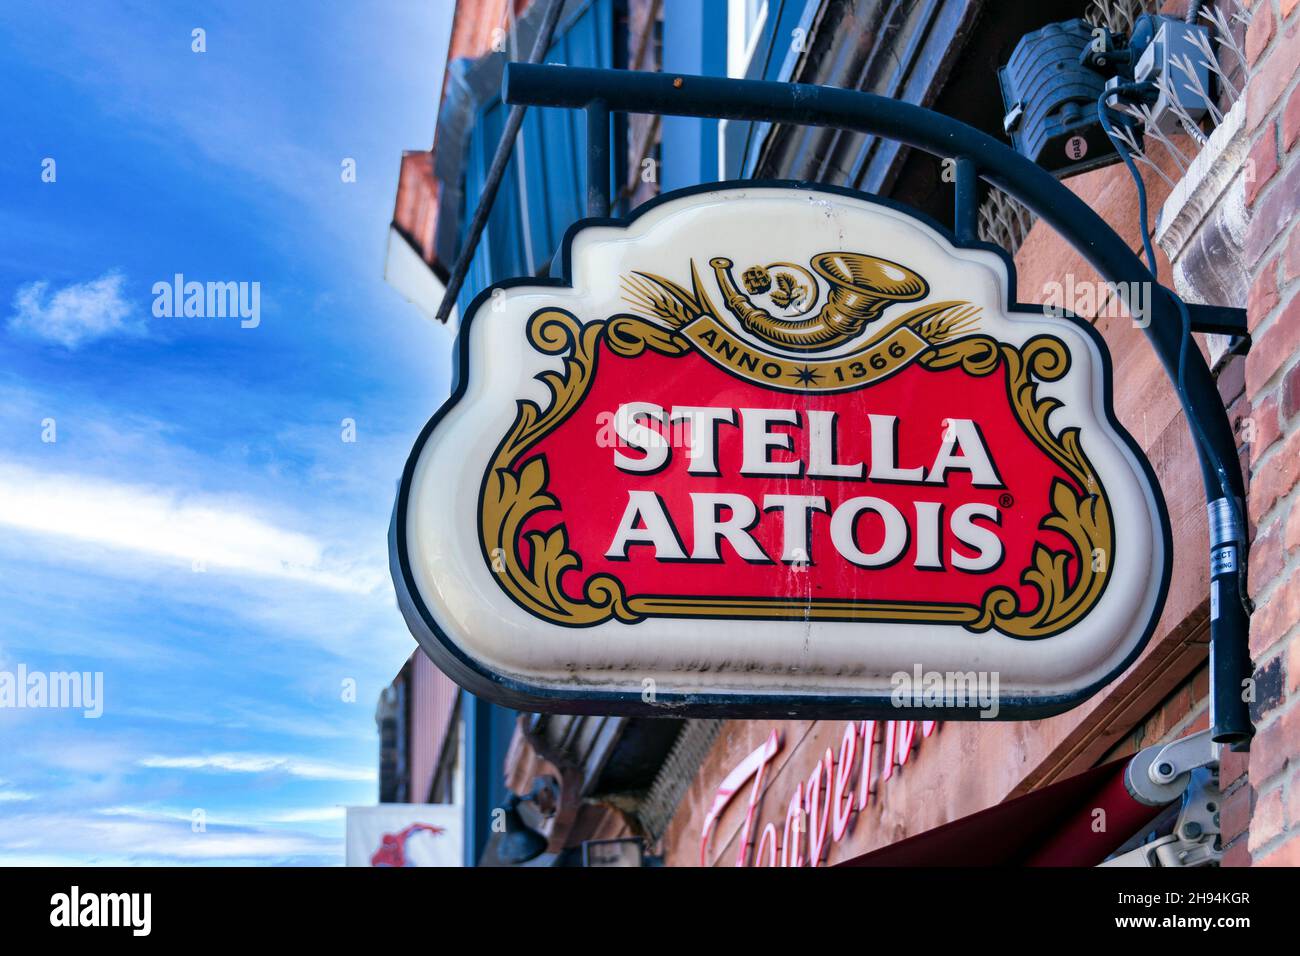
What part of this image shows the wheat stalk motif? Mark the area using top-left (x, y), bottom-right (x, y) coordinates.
top-left (620, 262), bottom-right (713, 329)
top-left (914, 302), bottom-right (983, 342)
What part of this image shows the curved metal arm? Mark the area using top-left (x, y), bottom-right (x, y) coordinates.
top-left (501, 62), bottom-right (1253, 746)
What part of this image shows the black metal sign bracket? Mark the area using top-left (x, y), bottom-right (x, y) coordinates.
top-left (1186, 304), bottom-right (1251, 356)
top-left (475, 63), bottom-right (1254, 748)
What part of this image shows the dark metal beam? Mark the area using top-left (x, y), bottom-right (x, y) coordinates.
top-left (586, 100), bottom-right (611, 217)
top-left (1185, 304), bottom-right (1249, 341)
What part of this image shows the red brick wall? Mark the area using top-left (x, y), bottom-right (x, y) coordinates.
top-left (1003, 0), bottom-right (1300, 868)
top-left (1240, 0), bottom-right (1300, 868)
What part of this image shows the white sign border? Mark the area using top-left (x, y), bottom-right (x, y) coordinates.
top-left (389, 182), bottom-right (1173, 720)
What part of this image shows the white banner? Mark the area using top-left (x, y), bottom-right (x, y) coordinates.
top-left (345, 804), bottom-right (461, 867)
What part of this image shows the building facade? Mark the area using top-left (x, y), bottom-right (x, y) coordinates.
top-left (385, 0), bottom-right (1300, 866)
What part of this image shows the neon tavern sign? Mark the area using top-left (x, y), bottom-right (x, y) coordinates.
top-left (699, 720), bottom-right (939, 867)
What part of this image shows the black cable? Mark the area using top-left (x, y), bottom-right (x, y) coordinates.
top-left (1097, 88), bottom-right (1160, 274)
top-left (1098, 86), bottom-right (1254, 615)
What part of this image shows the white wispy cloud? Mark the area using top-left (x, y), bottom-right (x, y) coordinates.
top-left (0, 464), bottom-right (381, 594)
top-left (263, 806), bottom-right (346, 824)
top-left (138, 752), bottom-right (376, 782)
top-left (95, 804), bottom-right (346, 828)
top-left (7, 271), bottom-right (142, 348)
top-left (0, 810), bottom-right (339, 864)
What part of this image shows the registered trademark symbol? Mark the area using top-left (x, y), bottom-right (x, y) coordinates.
top-left (998, 493), bottom-right (1014, 508)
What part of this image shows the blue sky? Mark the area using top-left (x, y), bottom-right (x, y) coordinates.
top-left (0, 1), bottom-right (455, 864)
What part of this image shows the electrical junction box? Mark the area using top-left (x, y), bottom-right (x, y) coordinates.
top-left (1134, 18), bottom-right (1212, 136)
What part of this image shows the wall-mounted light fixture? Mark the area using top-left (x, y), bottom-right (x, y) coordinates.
top-left (494, 776), bottom-right (559, 865)
top-left (998, 13), bottom-right (1210, 178)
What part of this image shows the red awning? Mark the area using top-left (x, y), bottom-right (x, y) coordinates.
top-left (837, 758), bottom-right (1170, 867)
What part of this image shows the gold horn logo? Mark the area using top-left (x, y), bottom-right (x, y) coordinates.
top-left (710, 252), bottom-right (929, 352)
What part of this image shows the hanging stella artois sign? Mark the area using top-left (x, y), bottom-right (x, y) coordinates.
top-left (391, 185), bottom-right (1171, 719)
